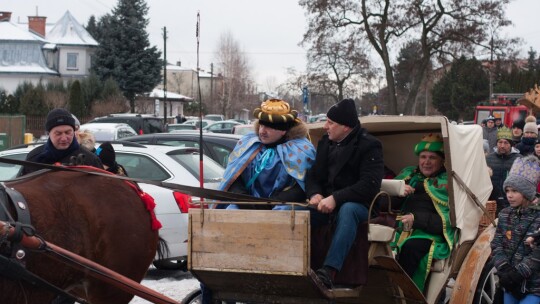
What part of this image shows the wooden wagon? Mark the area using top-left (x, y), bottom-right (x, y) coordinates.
top-left (186, 116), bottom-right (498, 304)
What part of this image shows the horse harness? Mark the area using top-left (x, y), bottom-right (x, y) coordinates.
top-left (0, 182), bottom-right (86, 303)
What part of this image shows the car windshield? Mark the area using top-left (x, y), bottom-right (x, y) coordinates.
top-left (168, 151), bottom-right (224, 183)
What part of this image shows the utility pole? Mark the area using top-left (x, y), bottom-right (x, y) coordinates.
top-left (210, 63), bottom-right (214, 106)
top-left (489, 36), bottom-right (494, 101)
top-left (163, 27), bottom-right (168, 125)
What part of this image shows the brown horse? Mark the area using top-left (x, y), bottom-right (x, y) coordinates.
top-left (0, 169), bottom-right (160, 304)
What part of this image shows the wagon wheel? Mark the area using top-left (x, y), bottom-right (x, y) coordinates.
top-left (472, 259), bottom-right (503, 304)
top-left (181, 289), bottom-right (202, 304)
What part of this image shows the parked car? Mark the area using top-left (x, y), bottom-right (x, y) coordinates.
top-left (307, 114), bottom-right (327, 123)
top-left (204, 114), bottom-right (225, 121)
top-left (167, 123), bottom-right (198, 132)
top-left (232, 124), bottom-right (254, 136)
top-left (87, 113), bottom-right (164, 134)
top-left (203, 121), bottom-right (242, 134)
top-left (79, 123), bottom-right (137, 142)
top-left (183, 119), bottom-right (213, 129)
top-left (229, 118), bottom-right (249, 124)
top-left (0, 142), bottom-right (225, 270)
top-left (122, 132), bottom-right (241, 167)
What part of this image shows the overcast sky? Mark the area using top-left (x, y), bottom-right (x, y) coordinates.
top-left (3, 0), bottom-right (540, 91)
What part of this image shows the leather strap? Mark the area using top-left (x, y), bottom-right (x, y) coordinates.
top-left (0, 156), bottom-right (283, 204)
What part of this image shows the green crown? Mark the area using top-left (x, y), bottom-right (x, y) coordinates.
top-left (497, 126), bottom-right (512, 141)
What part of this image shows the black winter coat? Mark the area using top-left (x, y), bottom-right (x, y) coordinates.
top-left (22, 144), bottom-right (103, 175)
top-left (306, 126), bottom-right (384, 209)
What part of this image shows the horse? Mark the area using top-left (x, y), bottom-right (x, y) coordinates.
top-left (0, 168), bottom-right (162, 304)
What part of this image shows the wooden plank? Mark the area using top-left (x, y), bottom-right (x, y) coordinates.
top-left (373, 256), bottom-right (426, 303)
top-left (189, 209), bottom-right (310, 274)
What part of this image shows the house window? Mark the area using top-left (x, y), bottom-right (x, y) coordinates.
top-left (67, 53), bottom-right (78, 70)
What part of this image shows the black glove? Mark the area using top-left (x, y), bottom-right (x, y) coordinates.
top-left (496, 263), bottom-right (513, 284)
top-left (498, 267), bottom-right (525, 298)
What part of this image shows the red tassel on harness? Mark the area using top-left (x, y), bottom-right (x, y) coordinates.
top-left (123, 181), bottom-right (162, 230)
top-left (139, 191), bottom-right (162, 230)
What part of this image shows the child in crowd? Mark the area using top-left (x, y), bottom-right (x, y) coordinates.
top-left (490, 155), bottom-right (540, 303)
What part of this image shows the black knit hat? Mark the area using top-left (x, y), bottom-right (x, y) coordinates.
top-left (326, 99), bottom-right (359, 128)
top-left (511, 119), bottom-right (525, 131)
top-left (45, 108), bottom-right (76, 132)
top-left (96, 142), bottom-right (115, 168)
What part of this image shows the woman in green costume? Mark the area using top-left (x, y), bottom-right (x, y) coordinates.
top-left (391, 133), bottom-right (455, 291)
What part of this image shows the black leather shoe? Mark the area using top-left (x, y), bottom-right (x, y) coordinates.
top-left (316, 267), bottom-right (334, 289)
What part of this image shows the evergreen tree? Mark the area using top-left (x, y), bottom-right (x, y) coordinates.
top-left (0, 90), bottom-right (8, 113)
top-left (92, 0), bottom-right (162, 112)
top-left (68, 80), bottom-right (85, 117)
top-left (80, 74), bottom-right (103, 114)
top-left (432, 56), bottom-right (489, 121)
top-left (527, 47), bottom-right (539, 72)
top-left (19, 83), bottom-right (48, 116)
top-left (85, 15), bottom-right (99, 40)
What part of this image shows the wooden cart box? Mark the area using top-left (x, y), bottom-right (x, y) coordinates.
top-left (188, 209), bottom-right (330, 303)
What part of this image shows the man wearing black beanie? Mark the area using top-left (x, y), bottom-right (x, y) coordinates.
top-left (306, 98), bottom-right (384, 288)
top-left (21, 108), bottom-right (102, 175)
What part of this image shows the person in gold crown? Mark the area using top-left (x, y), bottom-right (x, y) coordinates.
top-left (201, 99), bottom-right (316, 303)
top-left (390, 133), bottom-right (455, 292)
top-left (218, 98), bottom-right (316, 209)
top-left (486, 126), bottom-right (522, 214)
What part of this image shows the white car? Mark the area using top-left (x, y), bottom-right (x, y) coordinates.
top-left (0, 142), bottom-right (225, 270)
top-left (79, 123), bottom-right (138, 142)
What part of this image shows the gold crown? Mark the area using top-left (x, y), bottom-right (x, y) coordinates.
top-left (253, 99), bottom-right (297, 123)
top-left (497, 126), bottom-right (512, 141)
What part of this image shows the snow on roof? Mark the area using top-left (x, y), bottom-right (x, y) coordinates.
top-left (149, 88), bottom-right (193, 101)
top-left (166, 65), bottom-right (216, 78)
top-left (166, 65), bottom-right (195, 72)
top-left (0, 20), bottom-right (47, 42)
top-left (0, 65), bottom-right (58, 74)
top-left (47, 11), bottom-right (98, 46)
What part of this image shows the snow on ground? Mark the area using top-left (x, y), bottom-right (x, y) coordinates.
top-left (130, 278), bottom-right (199, 303)
top-left (129, 268), bottom-right (200, 304)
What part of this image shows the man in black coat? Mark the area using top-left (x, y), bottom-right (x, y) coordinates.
top-left (306, 99), bottom-right (384, 288)
top-left (21, 108), bottom-right (102, 175)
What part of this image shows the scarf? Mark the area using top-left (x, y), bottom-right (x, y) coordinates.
top-left (35, 137), bottom-right (80, 164)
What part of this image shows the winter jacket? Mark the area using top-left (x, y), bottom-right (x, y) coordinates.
top-left (491, 206), bottom-right (540, 296)
top-left (22, 140), bottom-right (103, 175)
top-left (306, 126), bottom-right (384, 210)
top-left (483, 126), bottom-right (498, 152)
top-left (486, 148), bottom-right (521, 210)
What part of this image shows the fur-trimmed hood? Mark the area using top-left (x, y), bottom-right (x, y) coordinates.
top-left (253, 120), bottom-right (309, 141)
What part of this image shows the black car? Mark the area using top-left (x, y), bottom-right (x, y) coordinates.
top-left (88, 114), bottom-right (164, 135)
top-left (121, 132), bottom-right (241, 167)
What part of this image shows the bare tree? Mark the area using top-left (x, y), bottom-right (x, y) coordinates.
top-left (213, 31), bottom-right (254, 117)
top-left (303, 26), bottom-right (373, 102)
top-left (300, 0), bottom-right (513, 115)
